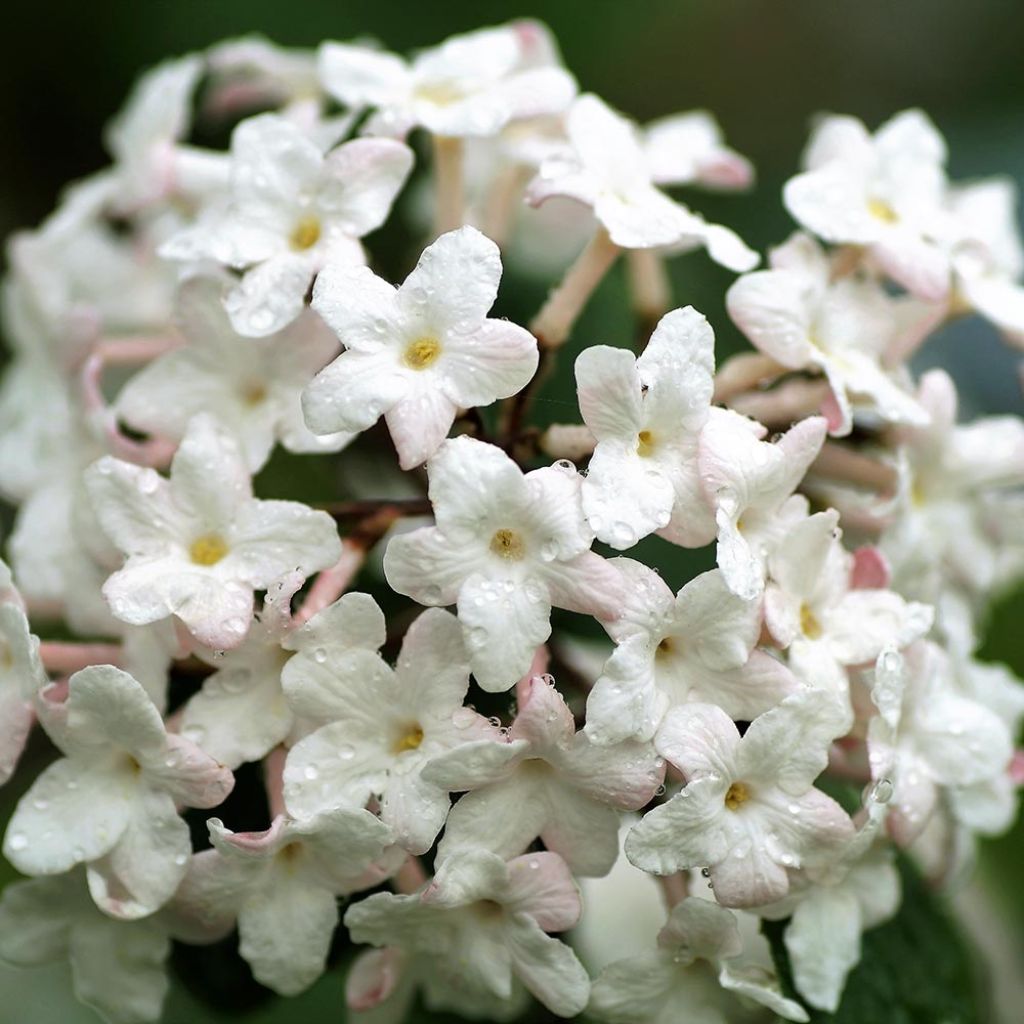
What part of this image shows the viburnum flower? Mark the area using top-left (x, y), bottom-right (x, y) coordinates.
top-left (305, 226), bottom-right (538, 469)
top-left (527, 93), bottom-right (757, 266)
top-left (318, 21), bottom-right (577, 139)
top-left (345, 848), bottom-right (591, 1017)
top-left (115, 275), bottom-right (351, 472)
top-left (85, 414), bottom-right (341, 650)
top-left (945, 177), bottom-right (1024, 348)
top-left (282, 600), bottom-right (500, 853)
top-left (765, 509), bottom-right (932, 720)
top-left (2, 666), bottom-right (233, 920)
top-left (383, 436), bottom-right (624, 690)
top-left (424, 674), bottom-right (664, 876)
top-left (699, 409), bottom-right (828, 600)
top-left (172, 809), bottom-right (395, 996)
top-left (783, 109), bottom-right (951, 300)
top-left (160, 113), bottom-right (414, 336)
top-left (586, 560), bottom-right (798, 746)
top-left (0, 869), bottom-right (171, 1024)
top-left (726, 232), bottom-right (930, 435)
top-left (642, 110), bottom-right (755, 191)
top-left (626, 690), bottom-right (854, 907)
top-left (866, 642), bottom-right (1013, 845)
top-left (589, 895), bottom-right (808, 1023)
top-left (574, 306), bottom-right (716, 549)
top-left (0, 560), bottom-right (47, 785)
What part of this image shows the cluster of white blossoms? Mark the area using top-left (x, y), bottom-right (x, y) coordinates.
top-left (1, 19), bottom-right (1023, 1024)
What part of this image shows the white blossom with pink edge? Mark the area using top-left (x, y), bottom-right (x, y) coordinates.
top-left (586, 561), bottom-right (799, 746)
top-left (0, 868), bottom-right (172, 1024)
top-left (116, 275), bottom-right (351, 473)
top-left (160, 113), bottom-right (414, 336)
top-left (527, 93), bottom-right (757, 267)
top-left (783, 109), bottom-right (952, 301)
top-left (588, 895), bottom-right (808, 1023)
top-left (305, 226), bottom-right (538, 469)
top-left (698, 409), bottom-right (828, 601)
top-left (424, 674), bottom-right (664, 876)
top-left (282, 600), bottom-right (501, 854)
top-left (574, 306), bottom-right (716, 549)
top-left (85, 414), bottom-right (341, 651)
top-left (2, 666), bottom-right (233, 920)
top-left (626, 690), bottom-right (854, 907)
top-left (726, 232), bottom-right (931, 436)
top-left (318, 21), bottom-right (576, 139)
top-left (171, 809), bottom-right (396, 996)
top-left (643, 110), bottom-right (755, 191)
top-left (383, 436), bottom-right (624, 691)
top-left (345, 847), bottom-right (591, 1018)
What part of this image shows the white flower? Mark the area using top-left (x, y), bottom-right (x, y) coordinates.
top-left (306, 226), bottom-right (538, 469)
top-left (589, 896), bottom-right (808, 1023)
top-left (643, 110), bottom-right (755, 190)
top-left (383, 437), bottom-right (624, 691)
top-left (574, 306), bottom-right (716, 549)
top-left (699, 409), bottom-right (828, 600)
top-left (527, 94), bottom-right (757, 266)
top-left (726, 232), bottom-right (931, 435)
top-left (173, 809), bottom-right (395, 996)
top-left (85, 414), bottom-right (341, 650)
top-left (318, 21), bottom-right (576, 139)
top-left (2, 666), bottom-right (234, 919)
top-left (784, 109), bottom-right (951, 300)
top-left (626, 690), bottom-right (854, 907)
top-left (0, 869), bottom-right (170, 1024)
top-left (345, 848), bottom-right (591, 1018)
top-left (160, 113), bottom-right (413, 336)
top-left (586, 560), bottom-right (798, 746)
top-left (282, 600), bottom-right (500, 854)
top-left (116, 275), bottom-right (350, 472)
top-left (424, 674), bottom-right (664, 876)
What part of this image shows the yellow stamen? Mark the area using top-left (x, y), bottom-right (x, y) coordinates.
top-left (189, 534), bottom-right (229, 567)
top-left (867, 198), bottom-right (898, 224)
top-left (799, 603), bottom-right (823, 640)
top-left (393, 724), bottom-right (424, 754)
top-left (656, 636), bottom-right (676, 659)
top-left (241, 382), bottom-right (267, 406)
top-left (289, 215), bottom-right (321, 251)
top-left (403, 337), bottom-right (442, 370)
top-left (636, 430), bottom-right (655, 457)
top-left (724, 781), bottom-right (751, 811)
top-left (490, 529), bottom-right (525, 560)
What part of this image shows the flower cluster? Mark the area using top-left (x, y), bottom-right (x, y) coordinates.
top-left (1, 20), bottom-right (1022, 1024)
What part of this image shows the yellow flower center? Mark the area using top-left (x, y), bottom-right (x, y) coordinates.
top-left (867, 198), bottom-right (898, 224)
top-left (393, 724), bottom-right (424, 754)
top-left (490, 528), bottom-right (525, 560)
top-left (636, 430), bottom-right (656, 457)
top-left (724, 781), bottom-right (751, 811)
top-left (289, 215), bottom-right (322, 251)
top-left (799, 603), bottom-right (823, 640)
top-left (189, 533), bottom-right (229, 567)
top-left (656, 636), bottom-right (677, 659)
top-left (403, 336), bottom-right (442, 370)
top-left (241, 382), bottom-right (267, 406)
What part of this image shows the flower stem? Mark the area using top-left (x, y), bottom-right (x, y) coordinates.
top-left (433, 135), bottom-right (465, 236)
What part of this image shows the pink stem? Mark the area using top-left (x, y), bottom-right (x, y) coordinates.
top-left (712, 351), bottom-right (786, 403)
top-left (39, 641), bottom-right (122, 675)
top-left (263, 746), bottom-right (288, 819)
top-left (658, 873), bottom-right (690, 910)
top-left (293, 543), bottom-right (367, 626)
top-left (727, 377), bottom-right (830, 426)
top-left (394, 854), bottom-right (428, 895)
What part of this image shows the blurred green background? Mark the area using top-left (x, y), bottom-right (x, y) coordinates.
top-left (1, 1), bottom-right (1023, 1021)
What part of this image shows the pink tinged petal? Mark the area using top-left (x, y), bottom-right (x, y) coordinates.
top-left (539, 550), bottom-right (624, 619)
top-left (504, 852), bottom-right (582, 932)
top-left (227, 500), bottom-right (341, 584)
top-left (562, 734), bottom-right (665, 810)
top-left (888, 760), bottom-right (940, 846)
top-left (851, 545), bottom-right (891, 589)
top-left (143, 733), bottom-right (234, 807)
top-left (0, 694), bottom-right (32, 786)
top-left (385, 386), bottom-right (459, 469)
top-left (317, 42), bottom-right (411, 110)
top-left (504, 914), bottom-right (591, 1018)
top-left (398, 226), bottom-right (501, 331)
top-left (309, 261), bottom-right (401, 352)
top-left (538, 786), bottom-right (623, 876)
top-left (440, 318), bottom-right (539, 409)
top-left (917, 696), bottom-right (1012, 788)
top-left (238, 875), bottom-right (339, 995)
top-left (624, 775), bottom-right (730, 875)
top-left (86, 789), bottom-right (191, 920)
top-left (346, 947), bottom-right (407, 1012)
top-left (726, 267), bottom-right (816, 369)
top-left (870, 231), bottom-right (950, 303)
top-left (318, 137), bottom-right (414, 238)
top-left (69, 912), bottom-right (170, 1024)
top-left (169, 413), bottom-right (253, 526)
top-left (510, 675), bottom-right (576, 750)
top-left (458, 574), bottom-right (553, 692)
top-left (686, 650), bottom-right (800, 722)
top-left (224, 254), bottom-right (315, 337)
top-left (3, 758), bottom-right (134, 874)
top-left (383, 527), bottom-right (476, 607)
top-left (602, 557), bottom-right (676, 640)
top-left (167, 846), bottom-right (250, 942)
top-left (586, 639), bottom-right (668, 745)
top-left (574, 345), bottom-right (643, 442)
top-left (654, 702), bottom-right (740, 780)
top-left (707, 831), bottom-right (792, 908)
top-left (658, 896), bottom-right (743, 959)
top-left (422, 738), bottom-right (530, 792)
top-left (425, 847), bottom-right (511, 907)
top-left (784, 888), bottom-right (862, 1013)
top-left (288, 807), bottom-right (395, 892)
